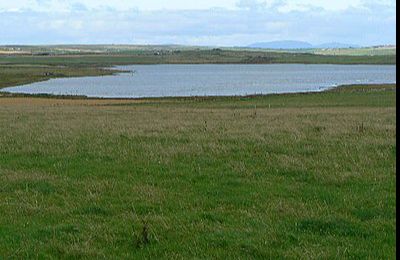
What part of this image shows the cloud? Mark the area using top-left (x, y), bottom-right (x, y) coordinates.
top-left (236, 0), bottom-right (285, 10)
top-left (236, 0), bottom-right (267, 9)
top-left (70, 2), bottom-right (88, 12)
top-left (0, 1), bottom-right (396, 46)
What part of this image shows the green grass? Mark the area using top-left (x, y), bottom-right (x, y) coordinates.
top-left (0, 84), bottom-right (396, 258)
top-left (0, 49), bottom-right (396, 67)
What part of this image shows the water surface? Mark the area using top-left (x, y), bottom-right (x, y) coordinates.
top-left (3, 64), bottom-right (396, 98)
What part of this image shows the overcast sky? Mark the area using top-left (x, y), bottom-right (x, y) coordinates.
top-left (0, 0), bottom-right (396, 46)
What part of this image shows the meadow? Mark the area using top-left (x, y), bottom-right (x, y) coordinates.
top-left (1, 44), bottom-right (396, 56)
top-left (312, 46), bottom-right (396, 56)
top-left (0, 47), bottom-right (396, 68)
top-left (0, 84), bottom-right (396, 258)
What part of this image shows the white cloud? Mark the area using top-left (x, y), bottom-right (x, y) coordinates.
top-left (0, 0), bottom-right (393, 12)
top-left (0, 0), bottom-right (396, 45)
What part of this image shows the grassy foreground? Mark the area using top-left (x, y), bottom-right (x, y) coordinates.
top-left (0, 84), bottom-right (396, 258)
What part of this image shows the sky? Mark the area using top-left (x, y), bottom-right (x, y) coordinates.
top-left (0, 0), bottom-right (396, 46)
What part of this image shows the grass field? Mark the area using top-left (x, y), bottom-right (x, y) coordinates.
top-left (0, 84), bottom-right (396, 258)
top-left (1, 44), bottom-right (396, 56)
top-left (0, 48), bottom-right (396, 67)
top-left (313, 47), bottom-right (396, 56)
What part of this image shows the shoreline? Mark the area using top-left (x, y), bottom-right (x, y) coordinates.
top-left (0, 83), bottom-right (396, 101)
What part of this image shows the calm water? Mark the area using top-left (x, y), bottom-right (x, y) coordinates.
top-left (3, 64), bottom-right (396, 98)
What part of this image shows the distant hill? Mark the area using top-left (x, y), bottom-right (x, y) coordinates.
top-left (247, 41), bottom-right (361, 49)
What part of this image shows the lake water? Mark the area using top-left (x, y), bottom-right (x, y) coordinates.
top-left (2, 64), bottom-right (396, 98)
